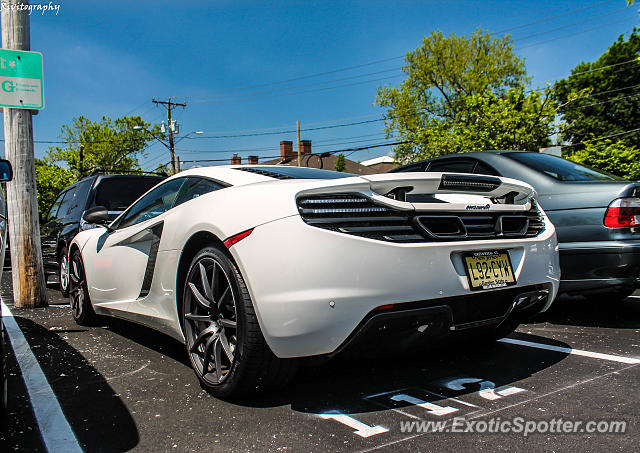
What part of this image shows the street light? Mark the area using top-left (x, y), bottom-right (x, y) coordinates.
top-left (133, 125), bottom-right (203, 174)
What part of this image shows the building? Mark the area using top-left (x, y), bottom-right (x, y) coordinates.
top-left (230, 140), bottom-right (380, 175)
top-left (360, 155), bottom-right (396, 173)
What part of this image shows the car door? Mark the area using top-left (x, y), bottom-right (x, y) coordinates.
top-left (125, 177), bottom-right (226, 317)
top-left (40, 189), bottom-right (73, 272)
top-left (83, 178), bottom-right (187, 308)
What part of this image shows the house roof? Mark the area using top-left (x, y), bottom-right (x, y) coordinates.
top-left (261, 153), bottom-right (378, 175)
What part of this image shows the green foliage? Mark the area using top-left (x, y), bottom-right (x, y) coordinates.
top-left (376, 29), bottom-right (555, 164)
top-left (334, 153), bottom-right (346, 172)
top-left (565, 140), bottom-right (640, 180)
top-left (34, 159), bottom-right (76, 219)
top-left (46, 115), bottom-right (160, 177)
top-left (554, 29), bottom-right (640, 149)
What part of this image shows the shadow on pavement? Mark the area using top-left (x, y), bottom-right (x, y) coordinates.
top-left (229, 332), bottom-right (571, 413)
top-left (7, 316), bottom-right (139, 452)
top-left (534, 294), bottom-right (640, 329)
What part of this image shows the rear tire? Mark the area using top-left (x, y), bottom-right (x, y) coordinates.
top-left (181, 245), bottom-right (297, 398)
top-left (59, 247), bottom-right (70, 298)
top-left (68, 250), bottom-right (98, 325)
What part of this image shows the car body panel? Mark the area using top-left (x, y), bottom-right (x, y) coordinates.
top-left (70, 165), bottom-right (560, 358)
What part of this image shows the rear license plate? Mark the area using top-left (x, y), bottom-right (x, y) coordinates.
top-left (462, 250), bottom-right (516, 291)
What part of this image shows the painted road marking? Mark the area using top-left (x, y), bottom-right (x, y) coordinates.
top-left (318, 411), bottom-right (389, 437)
top-left (499, 337), bottom-right (640, 364)
top-left (390, 394), bottom-right (458, 416)
top-left (1, 300), bottom-right (83, 453)
top-left (441, 377), bottom-right (525, 401)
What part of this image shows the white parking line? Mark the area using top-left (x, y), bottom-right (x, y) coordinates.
top-left (1, 300), bottom-right (83, 453)
top-left (499, 337), bottom-right (640, 364)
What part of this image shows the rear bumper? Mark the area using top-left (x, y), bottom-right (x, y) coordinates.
top-left (329, 284), bottom-right (552, 358)
top-left (232, 214), bottom-right (560, 358)
top-left (558, 240), bottom-right (640, 293)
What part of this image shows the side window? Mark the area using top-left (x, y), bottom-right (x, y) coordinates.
top-left (47, 190), bottom-right (69, 221)
top-left (474, 161), bottom-right (501, 176)
top-left (52, 189), bottom-right (75, 220)
top-left (67, 180), bottom-right (92, 218)
top-left (173, 178), bottom-right (224, 208)
top-left (428, 159), bottom-right (476, 174)
top-left (116, 178), bottom-right (186, 229)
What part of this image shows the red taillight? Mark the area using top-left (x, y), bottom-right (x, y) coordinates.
top-left (223, 228), bottom-right (254, 248)
top-left (373, 304), bottom-right (395, 311)
top-left (604, 198), bottom-right (640, 228)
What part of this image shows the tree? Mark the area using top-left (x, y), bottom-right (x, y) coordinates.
top-left (34, 160), bottom-right (76, 219)
top-left (46, 115), bottom-right (160, 177)
top-left (376, 29), bottom-right (555, 163)
top-left (566, 140), bottom-right (640, 180)
top-left (554, 29), bottom-right (640, 150)
top-left (334, 153), bottom-right (346, 172)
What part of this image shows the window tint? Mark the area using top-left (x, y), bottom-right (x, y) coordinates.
top-left (93, 176), bottom-right (164, 212)
top-left (173, 178), bottom-right (224, 208)
top-left (240, 166), bottom-right (355, 179)
top-left (505, 152), bottom-right (625, 181)
top-left (474, 161), bottom-right (500, 176)
top-left (56, 189), bottom-right (75, 219)
top-left (116, 178), bottom-right (186, 229)
top-left (428, 160), bottom-right (476, 174)
top-left (67, 179), bottom-right (93, 218)
top-left (48, 190), bottom-right (70, 221)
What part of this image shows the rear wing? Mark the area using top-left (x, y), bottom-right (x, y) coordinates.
top-left (297, 172), bottom-right (537, 213)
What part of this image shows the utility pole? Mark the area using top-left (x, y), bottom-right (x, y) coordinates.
top-left (297, 121), bottom-right (301, 167)
top-left (2, 0), bottom-right (47, 307)
top-left (152, 98), bottom-right (186, 174)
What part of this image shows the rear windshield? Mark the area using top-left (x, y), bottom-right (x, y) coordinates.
top-left (244, 166), bottom-right (355, 179)
top-left (93, 177), bottom-right (164, 211)
top-left (504, 152), bottom-right (626, 182)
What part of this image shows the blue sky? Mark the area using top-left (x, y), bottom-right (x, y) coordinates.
top-left (4, 0), bottom-right (639, 169)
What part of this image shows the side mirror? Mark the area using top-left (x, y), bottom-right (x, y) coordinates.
top-left (82, 206), bottom-right (109, 225)
top-left (0, 159), bottom-right (13, 182)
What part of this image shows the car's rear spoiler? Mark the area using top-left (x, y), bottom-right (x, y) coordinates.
top-left (297, 172), bottom-right (537, 212)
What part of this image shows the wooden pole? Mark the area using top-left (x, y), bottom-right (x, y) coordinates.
top-left (152, 98), bottom-right (186, 175)
top-left (2, 0), bottom-right (47, 308)
top-left (297, 121), bottom-right (301, 167)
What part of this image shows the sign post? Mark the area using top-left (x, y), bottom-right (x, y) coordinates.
top-left (2, 0), bottom-right (48, 308)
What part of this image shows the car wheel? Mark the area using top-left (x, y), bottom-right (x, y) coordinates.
top-left (68, 250), bottom-right (97, 325)
top-left (181, 246), bottom-right (297, 398)
top-left (59, 247), bottom-right (70, 297)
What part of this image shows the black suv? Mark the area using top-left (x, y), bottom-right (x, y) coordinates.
top-left (40, 173), bottom-right (165, 296)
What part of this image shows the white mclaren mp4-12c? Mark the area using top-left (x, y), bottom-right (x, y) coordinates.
top-left (68, 165), bottom-right (560, 397)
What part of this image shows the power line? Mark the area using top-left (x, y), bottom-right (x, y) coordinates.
top-left (562, 126), bottom-right (640, 147)
top-left (511, 5), bottom-right (628, 43)
top-left (517, 16), bottom-right (637, 50)
top-left (493, 0), bottom-right (616, 35)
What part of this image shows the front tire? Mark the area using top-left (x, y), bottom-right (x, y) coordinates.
top-left (68, 250), bottom-right (97, 325)
top-left (181, 246), bottom-right (297, 398)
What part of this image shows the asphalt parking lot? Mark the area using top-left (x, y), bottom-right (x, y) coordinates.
top-left (2, 270), bottom-right (639, 452)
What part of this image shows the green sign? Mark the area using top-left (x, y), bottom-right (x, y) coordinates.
top-left (0, 49), bottom-right (44, 109)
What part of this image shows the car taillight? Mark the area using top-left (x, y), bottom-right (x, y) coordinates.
top-left (604, 198), bottom-right (640, 228)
